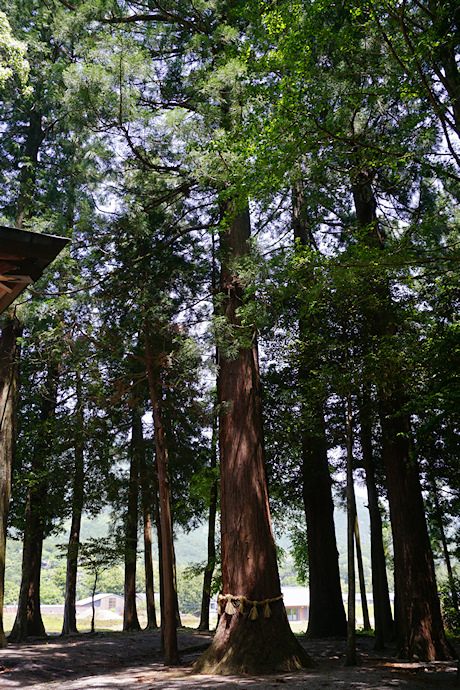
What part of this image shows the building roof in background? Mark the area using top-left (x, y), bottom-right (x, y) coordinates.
top-left (0, 225), bottom-right (69, 316)
top-left (281, 586), bottom-right (310, 607)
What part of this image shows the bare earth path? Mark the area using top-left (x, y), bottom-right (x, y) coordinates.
top-left (0, 628), bottom-right (458, 688)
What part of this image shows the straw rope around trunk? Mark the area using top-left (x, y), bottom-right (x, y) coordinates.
top-left (217, 593), bottom-right (284, 619)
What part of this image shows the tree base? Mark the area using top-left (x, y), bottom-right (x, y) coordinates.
top-left (194, 605), bottom-right (314, 675)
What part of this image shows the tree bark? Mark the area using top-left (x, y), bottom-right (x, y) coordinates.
top-left (195, 204), bottom-right (312, 675)
top-left (145, 326), bottom-right (179, 666)
top-left (354, 515), bottom-right (371, 632)
top-left (380, 393), bottom-right (453, 660)
top-left (359, 392), bottom-right (394, 649)
top-left (430, 476), bottom-right (459, 613)
top-left (292, 179), bottom-right (347, 639)
top-left (352, 173), bottom-right (453, 661)
top-left (139, 429), bottom-right (158, 630)
top-left (0, 319), bottom-right (22, 647)
top-left (198, 403), bottom-right (218, 632)
top-left (345, 393), bottom-right (357, 667)
top-left (123, 407), bottom-right (142, 632)
top-left (62, 372), bottom-right (85, 635)
top-left (152, 462), bottom-right (165, 643)
top-left (10, 362), bottom-right (59, 642)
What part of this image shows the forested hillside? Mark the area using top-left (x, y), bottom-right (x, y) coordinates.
top-left (0, 0), bottom-right (458, 672)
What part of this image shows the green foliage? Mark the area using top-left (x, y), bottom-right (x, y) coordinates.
top-left (0, 10), bottom-right (30, 93)
top-left (440, 577), bottom-right (460, 633)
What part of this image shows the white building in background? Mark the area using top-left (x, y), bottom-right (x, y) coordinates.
top-left (76, 593), bottom-right (124, 615)
top-left (282, 586), bottom-right (310, 622)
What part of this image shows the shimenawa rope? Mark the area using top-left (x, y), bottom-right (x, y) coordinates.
top-left (217, 593), bottom-right (283, 620)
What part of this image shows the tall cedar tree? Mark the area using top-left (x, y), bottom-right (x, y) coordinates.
top-left (0, 318), bottom-right (22, 647)
top-left (292, 180), bottom-right (347, 638)
top-left (195, 204), bottom-right (312, 674)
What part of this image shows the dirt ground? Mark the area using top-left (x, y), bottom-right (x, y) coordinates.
top-left (0, 628), bottom-right (458, 689)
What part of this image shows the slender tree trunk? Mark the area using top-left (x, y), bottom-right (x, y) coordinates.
top-left (352, 173), bottom-right (452, 661)
top-left (152, 464), bottom-right (164, 640)
top-left (195, 204), bottom-right (312, 675)
top-left (91, 573), bottom-right (98, 634)
top-left (0, 320), bottom-right (22, 647)
top-left (199, 239), bottom-right (220, 632)
top-left (62, 372), bottom-right (85, 635)
top-left (171, 538), bottom-right (182, 628)
top-left (139, 432), bottom-right (158, 630)
top-left (430, 476), bottom-right (459, 613)
top-left (354, 515), bottom-right (371, 632)
top-left (198, 404), bottom-right (218, 631)
top-left (145, 326), bottom-right (179, 666)
top-left (359, 392), bottom-right (393, 649)
top-left (293, 179), bottom-right (347, 639)
top-left (345, 393), bottom-right (357, 666)
top-left (123, 408), bottom-right (141, 632)
top-left (10, 362), bottom-right (59, 642)
top-left (15, 110), bottom-right (45, 229)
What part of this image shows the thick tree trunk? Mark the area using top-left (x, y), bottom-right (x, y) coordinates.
top-left (10, 362), bottom-right (59, 642)
top-left (195, 205), bottom-right (312, 675)
top-left (352, 174), bottom-right (452, 660)
top-left (62, 373), bottom-right (85, 635)
top-left (359, 393), bottom-right (393, 649)
top-left (145, 328), bottom-right (179, 666)
top-left (0, 320), bottom-right (22, 647)
top-left (139, 432), bottom-right (158, 630)
top-left (380, 394), bottom-right (453, 661)
top-left (301, 407), bottom-right (347, 638)
top-left (123, 408), bottom-right (142, 632)
top-left (292, 179), bottom-right (346, 639)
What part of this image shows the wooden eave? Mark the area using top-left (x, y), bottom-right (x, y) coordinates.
top-left (0, 226), bottom-right (69, 316)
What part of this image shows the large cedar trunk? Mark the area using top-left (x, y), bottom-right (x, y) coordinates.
top-left (62, 373), bottom-right (85, 635)
top-left (359, 393), bottom-right (394, 649)
top-left (301, 409), bottom-right (347, 638)
top-left (139, 433), bottom-right (158, 629)
top-left (0, 320), bottom-right (22, 647)
top-left (352, 175), bottom-right (452, 660)
top-left (10, 362), bottom-right (59, 642)
top-left (195, 206), bottom-right (312, 675)
top-left (145, 329), bottom-right (179, 665)
top-left (380, 394), bottom-right (453, 660)
top-left (292, 181), bottom-right (346, 638)
top-left (123, 408), bottom-right (142, 632)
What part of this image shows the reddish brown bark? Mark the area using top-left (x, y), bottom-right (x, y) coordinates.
top-left (145, 327), bottom-right (179, 666)
top-left (10, 362), bottom-right (59, 642)
top-left (292, 181), bottom-right (346, 639)
top-left (123, 408), bottom-right (142, 632)
top-left (139, 431), bottom-right (158, 630)
top-left (0, 319), bottom-right (22, 647)
top-left (62, 372), bottom-right (84, 635)
top-left (352, 174), bottom-right (452, 661)
top-left (301, 410), bottom-right (347, 638)
top-left (195, 206), bottom-right (312, 674)
top-left (359, 393), bottom-right (394, 649)
top-left (379, 394), bottom-right (453, 661)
